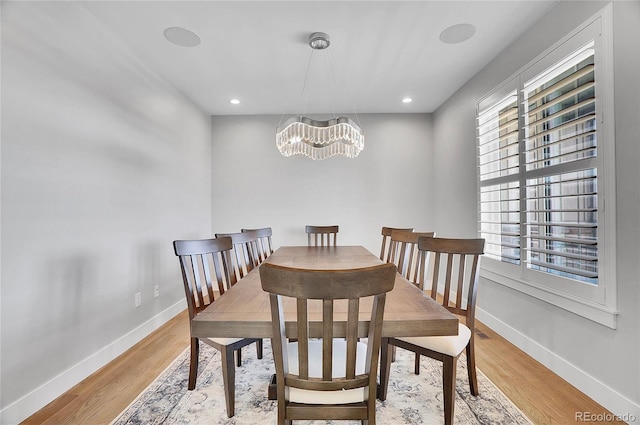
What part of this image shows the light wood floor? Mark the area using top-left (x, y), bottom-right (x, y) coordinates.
top-left (22, 310), bottom-right (624, 425)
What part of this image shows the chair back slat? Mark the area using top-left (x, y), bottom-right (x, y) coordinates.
top-left (297, 298), bottom-right (309, 379)
top-left (456, 253), bottom-right (466, 310)
top-left (418, 237), bottom-right (485, 325)
top-left (179, 256), bottom-right (201, 314)
top-left (201, 254), bottom-right (215, 302)
top-left (173, 237), bottom-right (233, 320)
top-left (429, 251), bottom-right (441, 299)
top-left (322, 299), bottom-right (334, 380)
top-left (211, 251), bottom-right (227, 295)
top-left (443, 251), bottom-right (454, 307)
top-left (345, 298), bottom-right (359, 379)
top-left (305, 225), bottom-right (339, 247)
top-left (187, 256), bottom-right (205, 309)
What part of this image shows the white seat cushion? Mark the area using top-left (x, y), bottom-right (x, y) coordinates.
top-left (397, 323), bottom-right (471, 357)
top-left (206, 337), bottom-right (245, 346)
top-left (285, 339), bottom-right (369, 404)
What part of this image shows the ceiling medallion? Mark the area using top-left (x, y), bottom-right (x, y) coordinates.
top-left (276, 32), bottom-right (364, 160)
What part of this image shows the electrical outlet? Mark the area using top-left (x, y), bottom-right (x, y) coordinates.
top-left (135, 292), bottom-right (142, 307)
top-left (154, 285), bottom-right (160, 298)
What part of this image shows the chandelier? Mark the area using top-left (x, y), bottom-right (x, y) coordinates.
top-left (276, 32), bottom-right (364, 160)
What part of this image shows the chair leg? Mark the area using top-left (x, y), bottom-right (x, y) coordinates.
top-left (188, 338), bottom-right (199, 390)
top-left (414, 353), bottom-right (421, 375)
top-left (256, 339), bottom-right (263, 359)
top-left (378, 338), bottom-right (392, 401)
top-left (367, 399), bottom-right (376, 425)
top-left (466, 341), bottom-right (479, 396)
top-left (236, 348), bottom-right (242, 367)
top-left (442, 356), bottom-right (457, 425)
top-left (221, 346), bottom-right (236, 417)
top-left (277, 395), bottom-right (288, 425)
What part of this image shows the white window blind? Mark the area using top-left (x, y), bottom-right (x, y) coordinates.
top-left (522, 42), bottom-right (598, 285)
top-left (477, 91), bottom-right (520, 265)
top-left (478, 43), bottom-right (599, 284)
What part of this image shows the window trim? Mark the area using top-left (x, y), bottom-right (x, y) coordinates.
top-left (476, 4), bottom-right (617, 328)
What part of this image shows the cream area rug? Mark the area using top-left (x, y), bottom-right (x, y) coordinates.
top-left (112, 339), bottom-right (532, 425)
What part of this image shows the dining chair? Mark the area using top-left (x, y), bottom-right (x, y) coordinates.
top-left (379, 237), bottom-right (485, 425)
top-left (305, 225), bottom-right (339, 247)
top-left (385, 230), bottom-right (434, 362)
top-left (173, 237), bottom-right (263, 418)
top-left (388, 230), bottom-right (435, 290)
top-left (215, 231), bottom-right (265, 365)
top-left (260, 262), bottom-right (397, 425)
top-left (241, 227), bottom-right (274, 263)
top-left (379, 226), bottom-right (413, 262)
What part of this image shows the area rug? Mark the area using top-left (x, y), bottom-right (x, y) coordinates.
top-left (112, 339), bottom-right (532, 425)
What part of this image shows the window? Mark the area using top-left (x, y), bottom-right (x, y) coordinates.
top-left (476, 8), bottom-right (616, 328)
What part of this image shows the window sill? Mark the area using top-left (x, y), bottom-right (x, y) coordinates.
top-left (480, 267), bottom-right (618, 329)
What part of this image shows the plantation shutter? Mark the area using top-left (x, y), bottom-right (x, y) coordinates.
top-left (522, 42), bottom-right (598, 284)
top-left (477, 90), bottom-right (520, 265)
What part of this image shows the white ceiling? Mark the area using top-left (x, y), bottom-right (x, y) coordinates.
top-left (85, 1), bottom-right (557, 116)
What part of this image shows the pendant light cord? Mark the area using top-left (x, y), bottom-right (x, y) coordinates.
top-left (277, 33), bottom-right (362, 131)
top-left (326, 47), bottom-right (362, 129)
top-left (277, 48), bottom-right (314, 129)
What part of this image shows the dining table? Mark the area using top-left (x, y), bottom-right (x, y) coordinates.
top-left (191, 245), bottom-right (459, 340)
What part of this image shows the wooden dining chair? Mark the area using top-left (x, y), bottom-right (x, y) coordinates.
top-left (379, 237), bottom-right (485, 425)
top-left (173, 237), bottom-right (263, 418)
top-left (388, 230), bottom-right (435, 290)
top-left (260, 262), bottom-right (396, 425)
top-left (241, 227), bottom-right (274, 263)
top-left (385, 230), bottom-right (434, 362)
top-left (379, 226), bottom-right (413, 262)
top-left (215, 231), bottom-right (265, 365)
top-left (305, 225), bottom-right (339, 247)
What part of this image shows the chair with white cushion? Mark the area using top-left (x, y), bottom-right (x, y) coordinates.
top-left (385, 230), bottom-right (435, 362)
top-left (379, 237), bottom-right (485, 425)
top-left (173, 237), bottom-right (263, 418)
top-left (260, 261), bottom-right (397, 425)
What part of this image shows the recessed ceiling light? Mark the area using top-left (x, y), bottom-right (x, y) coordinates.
top-left (402, 97), bottom-right (413, 103)
top-left (230, 99), bottom-right (240, 105)
top-left (439, 23), bottom-right (476, 44)
top-left (164, 27), bottom-right (201, 47)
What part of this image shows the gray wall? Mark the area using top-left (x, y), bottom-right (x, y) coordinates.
top-left (1, 3), bottom-right (212, 422)
top-left (210, 114), bottom-right (434, 254)
top-left (432, 1), bottom-right (640, 417)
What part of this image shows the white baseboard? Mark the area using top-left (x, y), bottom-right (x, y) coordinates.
top-left (476, 307), bottom-right (640, 423)
top-left (0, 300), bottom-right (186, 425)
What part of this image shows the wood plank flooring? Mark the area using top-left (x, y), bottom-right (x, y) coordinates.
top-left (21, 310), bottom-right (624, 425)
top-left (21, 311), bottom-right (191, 425)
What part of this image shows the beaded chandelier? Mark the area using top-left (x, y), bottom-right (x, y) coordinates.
top-left (276, 32), bottom-right (364, 160)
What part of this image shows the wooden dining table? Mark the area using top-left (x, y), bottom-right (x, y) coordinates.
top-left (191, 245), bottom-right (459, 340)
